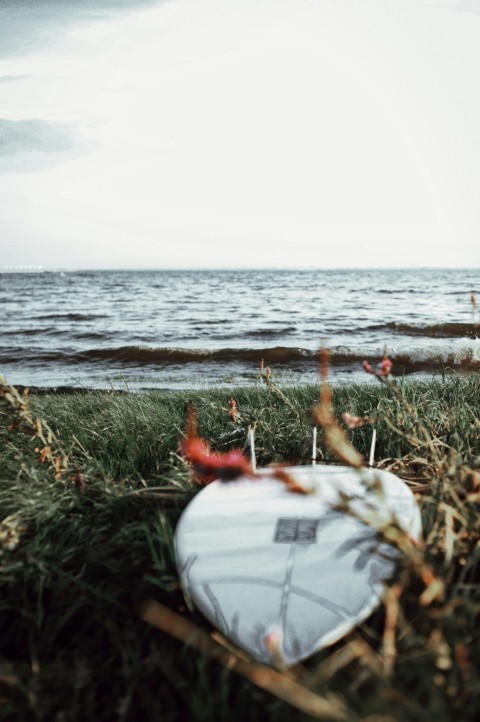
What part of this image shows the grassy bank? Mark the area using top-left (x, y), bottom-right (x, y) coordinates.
top-left (0, 374), bottom-right (479, 721)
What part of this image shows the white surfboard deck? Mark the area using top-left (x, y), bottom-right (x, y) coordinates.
top-left (174, 465), bottom-right (421, 666)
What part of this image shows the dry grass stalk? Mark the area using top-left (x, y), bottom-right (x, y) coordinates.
top-left (269, 466), bottom-right (310, 494)
top-left (0, 513), bottom-right (26, 552)
top-left (311, 348), bottom-right (454, 678)
top-left (312, 349), bottom-right (364, 468)
top-left (369, 361), bottom-right (442, 468)
top-left (259, 360), bottom-right (301, 419)
top-left (307, 637), bottom-right (383, 684)
top-left (382, 583), bottom-right (402, 676)
top-left (140, 598), bottom-right (350, 721)
top-left (0, 373), bottom-right (69, 479)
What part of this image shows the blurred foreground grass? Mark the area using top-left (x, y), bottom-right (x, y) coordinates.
top-left (0, 375), bottom-right (479, 721)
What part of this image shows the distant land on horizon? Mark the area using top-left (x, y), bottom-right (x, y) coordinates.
top-left (1, 265), bottom-right (479, 274)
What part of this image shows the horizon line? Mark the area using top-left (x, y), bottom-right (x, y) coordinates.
top-left (1, 265), bottom-right (480, 273)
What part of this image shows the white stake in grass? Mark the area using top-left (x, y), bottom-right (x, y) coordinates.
top-left (249, 426), bottom-right (257, 473)
top-left (312, 426), bottom-right (317, 466)
top-left (369, 428), bottom-right (377, 468)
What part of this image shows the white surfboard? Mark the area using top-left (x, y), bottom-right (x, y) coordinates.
top-left (174, 465), bottom-right (421, 666)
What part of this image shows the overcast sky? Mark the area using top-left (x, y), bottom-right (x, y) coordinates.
top-left (1, 0), bottom-right (479, 269)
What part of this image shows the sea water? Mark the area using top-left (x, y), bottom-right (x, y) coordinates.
top-left (1, 267), bottom-right (479, 390)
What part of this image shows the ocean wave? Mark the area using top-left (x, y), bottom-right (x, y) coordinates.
top-left (245, 327), bottom-right (297, 338)
top-left (0, 345), bottom-right (312, 366)
top-left (1, 328), bottom-right (50, 337)
top-left (367, 322), bottom-right (479, 339)
top-left (30, 313), bottom-right (106, 322)
top-left (1, 341), bottom-right (479, 373)
top-left (332, 339), bottom-right (480, 370)
top-left (75, 345), bottom-right (314, 365)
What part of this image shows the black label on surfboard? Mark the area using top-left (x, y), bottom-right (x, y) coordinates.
top-left (274, 518), bottom-right (320, 544)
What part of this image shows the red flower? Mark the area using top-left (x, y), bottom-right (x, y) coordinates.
top-left (363, 356), bottom-right (393, 378)
top-left (228, 398), bottom-right (239, 422)
top-left (342, 412), bottom-right (375, 429)
top-left (181, 436), bottom-right (252, 484)
top-left (343, 412), bottom-right (365, 429)
top-left (362, 360), bottom-right (374, 375)
top-left (379, 358), bottom-right (393, 377)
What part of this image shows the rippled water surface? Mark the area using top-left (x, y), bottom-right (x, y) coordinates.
top-left (1, 268), bottom-right (479, 389)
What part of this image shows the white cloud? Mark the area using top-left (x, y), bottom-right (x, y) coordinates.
top-left (0, 0), bottom-right (166, 59)
top-left (0, 118), bottom-right (74, 173)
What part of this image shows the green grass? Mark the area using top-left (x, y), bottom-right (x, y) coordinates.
top-left (0, 375), bottom-right (479, 721)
